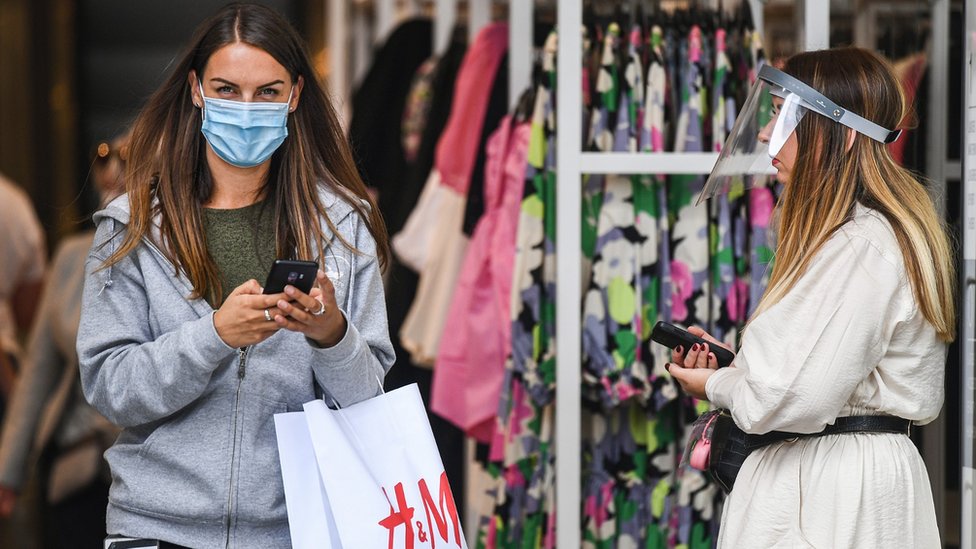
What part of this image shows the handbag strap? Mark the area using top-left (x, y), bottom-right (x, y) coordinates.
top-left (745, 415), bottom-right (912, 451)
top-left (699, 410), bottom-right (721, 441)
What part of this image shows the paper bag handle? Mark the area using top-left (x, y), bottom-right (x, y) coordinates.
top-left (321, 375), bottom-right (397, 510)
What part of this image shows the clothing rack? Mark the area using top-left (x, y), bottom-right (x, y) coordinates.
top-left (330, 1), bottom-right (534, 122)
top-left (328, 1), bottom-right (955, 546)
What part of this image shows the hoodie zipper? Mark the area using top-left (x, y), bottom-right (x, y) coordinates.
top-left (225, 346), bottom-right (248, 548)
top-left (134, 234), bottom-right (249, 547)
top-left (136, 236), bottom-right (243, 546)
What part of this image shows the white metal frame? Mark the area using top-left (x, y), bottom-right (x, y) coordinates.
top-left (327, 0), bottom-right (350, 124)
top-left (926, 0), bottom-right (951, 539)
top-left (961, 3), bottom-right (975, 548)
top-left (554, 4), bottom-right (582, 547)
top-left (434, 0), bottom-right (458, 53)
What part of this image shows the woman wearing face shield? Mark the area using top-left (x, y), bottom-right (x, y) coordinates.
top-left (668, 47), bottom-right (955, 547)
top-left (76, 3), bottom-right (394, 547)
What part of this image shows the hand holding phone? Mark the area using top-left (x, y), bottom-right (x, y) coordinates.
top-left (263, 259), bottom-right (318, 295)
top-left (650, 321), bottom-right (734, 368)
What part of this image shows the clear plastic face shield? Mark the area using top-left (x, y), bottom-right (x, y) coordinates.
top-left (697, 64), bottom-right (901, 205)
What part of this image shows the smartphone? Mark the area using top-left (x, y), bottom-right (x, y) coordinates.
top-left (650, 321), bottom-right (735, 368)
top-left (263, 259), bottom-right (318, 295)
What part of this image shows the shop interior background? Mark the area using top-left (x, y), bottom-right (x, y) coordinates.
top-left (0, 0), bottom-right (969, 548)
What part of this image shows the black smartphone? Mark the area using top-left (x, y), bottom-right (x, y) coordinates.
top-left (650, 321), bottom-right (735, 368)
top-left (263, 259), bottom-right (318, 295)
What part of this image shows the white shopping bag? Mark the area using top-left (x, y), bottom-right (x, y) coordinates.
top-left (303, 383), bottom-right (467, 549)
top-left (273, 412), bottom-right (343, 549)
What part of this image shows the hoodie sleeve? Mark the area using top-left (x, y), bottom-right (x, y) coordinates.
top-left (308, 209), bottom-right (395, 407)
top-left (77, 218), bottom-right (236, 427)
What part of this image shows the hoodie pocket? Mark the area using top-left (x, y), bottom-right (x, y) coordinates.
top-left (107, 398), bottom-right (233, 523)
top-left (236, 391), bottom-right (288, 524)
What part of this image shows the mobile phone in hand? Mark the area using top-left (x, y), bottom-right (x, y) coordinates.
top-left (263, 259), bottom-right (317, 295)
top-left (650, 321), bottom-right (735, 368)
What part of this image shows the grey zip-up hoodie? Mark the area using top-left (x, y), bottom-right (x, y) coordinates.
top-left (77, 188), bottom-right (395, 548)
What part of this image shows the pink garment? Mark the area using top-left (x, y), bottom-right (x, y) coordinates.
top-left (434, 22), bottom-right (509, 194)
top-left (431, 116), bottom-right (530, 443)
top-left (888, 53), bottom-right (927, 165)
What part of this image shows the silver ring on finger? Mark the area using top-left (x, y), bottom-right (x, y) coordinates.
top-left (264, 308), bottom-right (273, 322)
top-left (312, 300), bottom-right (326, 316)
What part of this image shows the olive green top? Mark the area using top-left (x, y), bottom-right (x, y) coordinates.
top-left (203, 200), bottom-right (276, 306)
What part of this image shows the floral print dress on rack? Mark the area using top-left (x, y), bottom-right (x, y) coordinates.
top-left (476, 30), bottom-right (558, 549)
top-left (580, 20), bottom-right (716, 549)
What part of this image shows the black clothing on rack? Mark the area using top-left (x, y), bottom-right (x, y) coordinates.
top-left (348, 18), bottom-right (432, 217)
top-left (461, 54), bottom-right (509, 236)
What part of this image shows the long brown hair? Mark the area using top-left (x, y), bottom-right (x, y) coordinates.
top-left (756, 47), bottom-right (956, 341)
top-left (104, 3), bottom-right (389, 305)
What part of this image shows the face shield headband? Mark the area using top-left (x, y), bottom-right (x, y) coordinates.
top-left (696, 64), bottom-right (902, 205)
top-left (760, 64), bottom-right (901, 146)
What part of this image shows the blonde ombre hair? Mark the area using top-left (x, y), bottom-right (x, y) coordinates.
top-left (755, 47), bottom-right (956, 341)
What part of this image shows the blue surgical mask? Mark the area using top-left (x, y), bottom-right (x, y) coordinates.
top-left (199, 83), bottom-right (293, 168)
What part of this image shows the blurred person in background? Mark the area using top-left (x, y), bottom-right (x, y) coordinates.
top-left (0, 134), bottom-right (128, 548)
top-left (0, 173), bottom-right (46, 423)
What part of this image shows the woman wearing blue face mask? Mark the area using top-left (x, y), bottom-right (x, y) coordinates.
top-left (76, 3), bottom-right (394, 548)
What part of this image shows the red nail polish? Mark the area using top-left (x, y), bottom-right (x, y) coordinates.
top-left (675, 345), bottom-right (684, 354)
top-left (691, 343), bottom-right (699, 352)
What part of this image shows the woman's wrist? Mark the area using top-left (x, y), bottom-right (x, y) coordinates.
top-left (310, 314), bottom-right (348, 348)
top-left (704, 367), bottom-right (741, 409)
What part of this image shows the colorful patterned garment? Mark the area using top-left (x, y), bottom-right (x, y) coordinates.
top-left (624, 25), bottom-right (645, 153)
top-left (663, 27), bottom-right (720, 546)
top-left (401, 56), bottom-right (439, 163)
top-left (581, 22), bottom-right (710, 549)
top-left (476, 31), bottom-right (558, 549)
top-left (581, 20), bottom-right (650, 410)
top-left (642, 25), bottom-right (674, 393)
top-left (709, 28), bottom-right (739, 347)
top-left (746, 29), bottom-right (779, 318)
top-left (643, 25), bottom-right (667, 161)
top-left (590, 22), bottom-right (621, 153)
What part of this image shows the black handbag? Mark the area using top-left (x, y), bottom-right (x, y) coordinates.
top-left (685, 410), bottom-right (750, 493)
top-left (685, 410), bottom-right (912, 494)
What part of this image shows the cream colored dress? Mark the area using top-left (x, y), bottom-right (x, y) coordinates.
top-left (705, 204), bottom-right (946, 548)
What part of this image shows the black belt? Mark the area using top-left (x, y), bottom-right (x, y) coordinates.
top-left (745, 415), bottom-right (912, 451)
